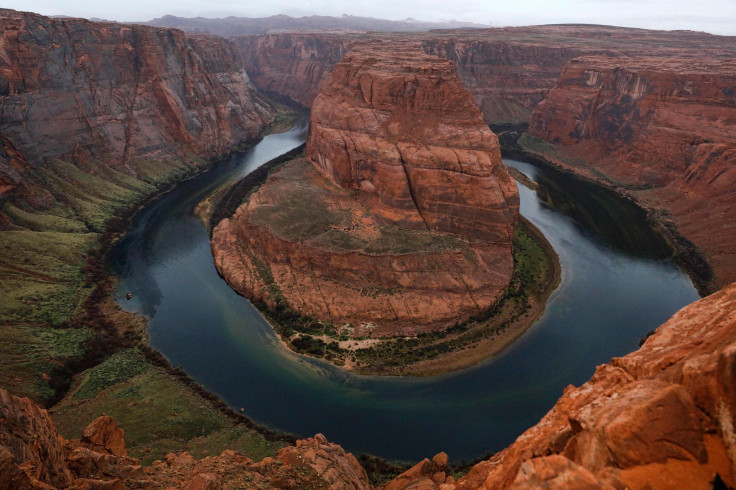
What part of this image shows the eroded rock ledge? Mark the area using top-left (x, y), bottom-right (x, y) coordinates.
top-left (2, 282), bottom-right (735, 489)
top-left (527, 55), bottom-right (736, 288)
top-left (212, 40), bottom-right (519, 337)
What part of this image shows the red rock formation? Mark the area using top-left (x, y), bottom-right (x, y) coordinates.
top-left (236, 26), bottom-right (736, 128)
top-left (234, 33), bottom-right (357, 106)
top-left (306, 39), bottom-right (519, 242)
top-left (213, 40), bottom-right (518, 336)
top-left (0, 387), bottom-right (371, 488)
top-left (80, 416), bottom-right (127, 457)
top-left (0, 388), bottom-right (71, 487)
top-left (0, 8), bottom-right (275, 206)
top-left (394, 282), bottom-right (736, 489)
top-left (528, 55), bottom-right (736, 286)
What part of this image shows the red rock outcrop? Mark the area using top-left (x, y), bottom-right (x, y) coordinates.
top-left (4, 281), bottom-right (736, 489)
top-left (306, 39), bottom-right (519, 243)
top-left (395, 281), bottom-right (736, 489)
top-left (0, 8), bottom-right (276, 206)
top-left (0, 387), bottom-right (371, 489)
top-left (528, 55), bottom-right (736, 286)
top-left (213, 40), bottom-right (518, 336)
top-left (0, 388), bottom-right (71, 487)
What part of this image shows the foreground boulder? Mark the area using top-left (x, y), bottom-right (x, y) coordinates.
top-left (405, 282), bottom-right (736, 489)
top-left (2, 283), bottom-right (736, 488)
top-left (213, 39), bottom-right (519, 337)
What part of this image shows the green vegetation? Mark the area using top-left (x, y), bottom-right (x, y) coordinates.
top-left (0, 154), bottom-right (209, 404)
top-left (0, 325), bottom-right (93, 401)
top-left (53, 348), bottom-right (286, 465)
top-left (260, 218), bottom-right (559, 374)
top-left (518, 133), bottom-right (643, 189)
top-left (0, 114), bottom-right (302, 463)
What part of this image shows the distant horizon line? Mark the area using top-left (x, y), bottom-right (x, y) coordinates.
top-left (2, 7), bottom-right (732, 37)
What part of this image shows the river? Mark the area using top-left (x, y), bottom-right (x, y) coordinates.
top-left (109, 121), bottom-right (699, 463)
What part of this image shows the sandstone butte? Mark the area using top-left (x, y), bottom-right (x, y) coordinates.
top-left (2, 281), bottom-right (735, 489)
top-left (212, 39), bottom-right (519, 337)
top-left (527, 55), bottom-right (736, 288)
top-left (0, 8), bottom-right (276, 207)
top-left (237, 27), bottom-right (736, 289)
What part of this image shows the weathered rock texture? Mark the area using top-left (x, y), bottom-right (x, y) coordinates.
top-left (4, 282), bottom-right (736, 489)
top-left (306, 40), bottom-right (519, 243)
top-left (213, 40), bottom-right (518, 336)
top-left (0, 8), bottom-right (275, 204)
top-left (0, 387), bottom-right (371, 489)
top-left (404, 281), bottom-right (736, 489)
top-left (236, 26), bottom-right (736, 126)
top-left (234, 33), bottom-right (356, 107)
top-left (528, 55), bottom-right (736, 286)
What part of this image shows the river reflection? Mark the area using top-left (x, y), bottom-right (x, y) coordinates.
top-left (110, 124), bottom-right (698, 463)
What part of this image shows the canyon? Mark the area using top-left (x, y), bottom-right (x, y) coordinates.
top-left (2, 282), bottom-right (735, 488)
top-left (0, 9), bottom-right (276, 202)
top-left (212, 39), bottom-right (519, 337)
top-left (526, 54), bottom-right (736, 288)
top-left (1, 6), bottom-right (736, 490)
top-left (237, 26), bottom-right (736, 289)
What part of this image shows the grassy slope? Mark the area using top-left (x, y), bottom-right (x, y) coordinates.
top-left (52, 348), bottom-right (284, 464)
top-left (0, 148), bottom-right (288, 462)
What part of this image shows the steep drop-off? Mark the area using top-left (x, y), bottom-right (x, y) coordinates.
top-left (0, 8), bottom-right (275, 204)
top-left (234, 33), bottom-right (356, 107)
top-left (442, 281), bottom-right (736, 489)
top-left (0, 387), bottom-right (370, 489)
top-left (527, 55), bottom-right (736, 287)
top-left (2, 281), bottom-right (735, 489)
top-left (0, 8), bottom-right (279, 330)
top-left (213, 39), bottom-right (519, 337)
top-left (235, 25), bottom-right (736, 127)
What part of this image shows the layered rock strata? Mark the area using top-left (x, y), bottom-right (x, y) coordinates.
top-left (213, 40), bottom-right (519, 336)
top-left (236, 26), bottom-right (736, 126)
top-left (0, 8), bottom-right (275, 204)
top-left (305, 40), bottom-right (519, 243)
top-left (528, 55), bottom-right (736, 286)
top-left (234, 33), bottom-right (358, 106)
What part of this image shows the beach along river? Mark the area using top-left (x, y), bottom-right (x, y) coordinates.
top-left (109, 122), bottom-right (698, 463)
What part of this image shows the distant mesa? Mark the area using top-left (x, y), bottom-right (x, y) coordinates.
top-left (212, 39), bottom-right (519, 337)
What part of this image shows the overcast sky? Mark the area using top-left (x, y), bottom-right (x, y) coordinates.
top-left (4, 0), bottom-right (736, 35)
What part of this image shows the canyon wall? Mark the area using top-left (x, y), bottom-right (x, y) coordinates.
top-left (306, 39), bottom-right (519, 242)
top-left (235, 26), bottom-right (736, 127)
top-left (528, 55), bottom-right (736, 286)
top-left (213, 39), bottom-right (519, 337)
top-left (234, 30), bottom-right (577, 124)
top-left (444, 280), bottom-right (736, 489)
top-left (0, 9), bottom-right (276, 206)
top-left (233, 33), bottom-right (358, 107)
top-left (420, 36), bottom-right (585, 125)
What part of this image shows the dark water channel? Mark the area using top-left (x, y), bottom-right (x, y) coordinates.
top-left (110, 122), bottom-right (699, 463)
